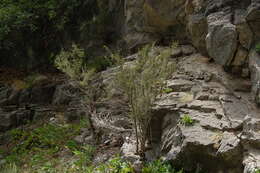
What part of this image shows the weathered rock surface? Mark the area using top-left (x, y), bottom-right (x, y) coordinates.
top-left (94, 46), bottom-right (260, 172)
top-left (146, 51), bottom-right (260, 172)
top-left (0, 80), bottom-right (83, 132)
top-left (63, 45), bottom-right (257, 172)
top-left (123, 0), bottom-right (260, 106)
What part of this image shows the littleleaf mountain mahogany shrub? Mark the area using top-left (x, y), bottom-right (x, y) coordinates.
top-left (115, 44), bottom-right (175, 156)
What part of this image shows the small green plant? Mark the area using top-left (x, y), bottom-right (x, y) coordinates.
top-left (181, 114), bottom-right (194, 126)
top-left (255, 43), bottom-right (260, 54)
top-left (142, 159), bottom-right (183, 173)
top-left (95, 157), bottom-right (134, 173)
top-left (162, 87), bottom-right (174, 94)
top-left (72, 145), bottom-right (95, 168)
top-left (171, 40), bottom-right (179, 49)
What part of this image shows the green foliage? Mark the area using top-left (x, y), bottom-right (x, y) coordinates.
top-left (55, 44), bottom-right (85, 80)
top-left (115, 43), bottom-right (174, 154)
top-left (162, 87), bottom-right (174, 94)
top-left (9, 124), bottom-right (76, 154)
top-left (0, 0), bottom-right (111, 68)
top-left (181, 114), bottom-right (194, 126)
top-left (171, 41), bottom-right (179, 49)
top-left (93, 157), bottom-right (134, 173)
top-left (72, 145), bottom-right (95, 168)
top-left (86, 56), bottom-right (113, 72)
top-left (0, 163), bottom-right (19, 173)
top-left (256, 43), bottom-right (260, 54)
top-left (4, 122), bottom-right (86, 169)
top-left (142, 160), bottom-right (183, 173)
top-left (254, 169), bottom-right (260, 173)
top-left (54, 43), bottom-right (111, 78)
top-left (0, 0), bottom-right (92, 41)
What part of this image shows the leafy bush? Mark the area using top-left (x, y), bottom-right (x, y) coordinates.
top-left (55, 44), bottom-right (86, 80)
top-left (54, 43), bottom-right (107, 143)
top-left (115, 44), bottom-right (174, 155)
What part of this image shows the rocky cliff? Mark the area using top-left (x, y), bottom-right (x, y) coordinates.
top-left (120, 0), bottom-right (260, 106)
top-left (0, 0), bottom-right (260, 172)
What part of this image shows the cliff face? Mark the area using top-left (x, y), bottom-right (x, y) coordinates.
top-left (118, 1), bottom-right (260, 172)
top-left (120, 0), bottom-right (260, 105)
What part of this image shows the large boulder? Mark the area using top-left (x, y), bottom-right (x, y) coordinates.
top-left (206, 11), bottom-right (237, 66)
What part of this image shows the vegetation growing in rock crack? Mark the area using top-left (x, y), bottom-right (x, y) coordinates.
top-left (181, 114), bottom-right (194, 126)
top-left (162, 87), bottom-right (174, 94)
top-left (115, 43), bottom-right (174, 157)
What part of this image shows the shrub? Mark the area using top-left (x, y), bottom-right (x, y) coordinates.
top-left (54, 44), bottom-right (105, 142)
top-left (115, 44), bottom-right (174, 156)
top-left (55, 44), bottom-right (86, 80)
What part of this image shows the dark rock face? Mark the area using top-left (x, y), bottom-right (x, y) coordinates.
top-left (0, 81), bottom-right (58, 132)
top-left (0, 107), bottom-right (33, 132)
top-left (0, 84), bottom-right (56, 106)
top-left (0, 84), bottom-right (56, 132)
top-left (124, 0), bottom-right (257, 68)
